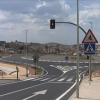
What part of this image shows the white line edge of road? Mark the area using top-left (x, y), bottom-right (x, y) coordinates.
top-left (55, 71), bottom-right (86, 100)
top-left (0, 81), bottom-right (48, 97)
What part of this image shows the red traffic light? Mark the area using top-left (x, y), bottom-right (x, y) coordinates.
top-left (50, 19), bottom-right (55, 29)
top-left (52, 23), bottom-right (54, 25)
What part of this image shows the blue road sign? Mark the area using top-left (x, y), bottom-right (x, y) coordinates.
top-left (65, 56), bottom-right (69, 60)
top-left (84, 43), bottom-right (95, 55)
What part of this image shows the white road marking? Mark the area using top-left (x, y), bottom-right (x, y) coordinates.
top-left (48, 82), bottom-right (73, 83)
top-left (49, 78), bottom-right (58, 82)
top-left (56, 71), bottom-right (86, 100)
top-left (67, 78), bottom-right (73, 82)
top-left (58, 78), bottom-right (65, 82)
top-left (31, 77), bottom-right (46, 81)
top-left (40, 78), bottom-right (50, 81)
top-left (22, 90), bottom-right (47, 100)
top-left (0, 81), bottom-right (48, 97)
top-left (23, 78), bottom-right (35, 81)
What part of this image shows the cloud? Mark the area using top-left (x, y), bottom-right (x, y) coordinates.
top-left (0, 0), bottom-right (100, 45)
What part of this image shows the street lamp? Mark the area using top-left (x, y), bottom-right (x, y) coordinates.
top-left (26, 30), bottom-right (28, 77)
top-left (89, 22), bottom-right (93, 82)
top-left (76, 0), bottom-right (79, 98)
top-left (89, 22), bottom-right (92, 31)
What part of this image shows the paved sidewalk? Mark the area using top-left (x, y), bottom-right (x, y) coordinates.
top-left (0, 62), bottom-right (35, 80)
top-left (70, 76), bottom-right (100, 100)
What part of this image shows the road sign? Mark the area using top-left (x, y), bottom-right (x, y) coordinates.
top-left (82, 29), bottom-right (98, 43)
top-left (84, 44), bottom-right (95, 55)
top-left (65, 56), bottom-right (69, 60)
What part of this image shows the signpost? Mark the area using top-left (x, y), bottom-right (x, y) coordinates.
top-left (65, 56), bottom-right (69, 67)
top-left (82, 29), bottom-right (98, 85)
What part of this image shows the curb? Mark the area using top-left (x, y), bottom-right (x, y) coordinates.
top-left (21, 57), bottom-right (100, 63)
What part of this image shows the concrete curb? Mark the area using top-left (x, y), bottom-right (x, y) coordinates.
top-left (21, 57), bottom-right (100, 63)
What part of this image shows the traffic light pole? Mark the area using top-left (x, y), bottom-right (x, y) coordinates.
top-left (89, 55), bottom-right (91, 85)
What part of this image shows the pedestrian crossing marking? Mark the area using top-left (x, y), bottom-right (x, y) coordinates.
top-left (40, 78), bottom-right (50, 81)
top-left (58, 78), bottom-right (66, 82)
top-left (66, 77), bottom-right (74, 81)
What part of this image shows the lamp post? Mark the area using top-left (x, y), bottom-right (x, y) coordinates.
top-left (76, 0), bottom-right (79, 98)
top-left (26, 30), bottom-right (28, 77)
top-left (89, 22), bottom-right (93, 82)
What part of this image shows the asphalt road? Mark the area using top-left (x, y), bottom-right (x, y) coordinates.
top-left (0, 56), bottom-right (92, 100)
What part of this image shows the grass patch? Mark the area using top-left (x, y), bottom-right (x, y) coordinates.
top-left (70, 55), bottom-right (94, 60)
top-left (30, 67), bottom-right (43, 75)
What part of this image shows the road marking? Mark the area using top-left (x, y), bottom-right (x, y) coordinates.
top-left (67, 77), bottom-right (73, 82)
top-left (58, 78), bottom-right (65, 82)
top-left (49, 78), bottom-right (58, 82)
top-left (31, 76), bottom-right (50, 81)
top-left (31, 77), bottom-right (45, 81)
top-left (48, 82), bottom-right (73, 83)
top-left (22, 90), bottom-right (47, 100)
top-left (56, 82), bottom-right (76, 100)
top-left (40, 78), bottom-right (50, 81)
top-left (56, 71), bottom-right (86, 100)
top-left (0, 81), bottom-right (48, 97)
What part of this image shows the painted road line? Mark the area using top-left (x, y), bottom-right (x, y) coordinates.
top-left (58, 78), bottom-right (66, 82)
top-left (48, 82), bottom-right (73, 84)
top-left (40, 78), bottom-right (50, 81)
top-left (56, 73), bottom-right (83, 100)
top-left (66, 77), bottom-right (74, 82)
top-left (22, 90), bottom-right (47, 100)
top-left (0, 81), bottom-right (48, 97)
top-left (49, 78), bottom-right (58, 82)
top-left (31, 76), bottom-right (49, 81)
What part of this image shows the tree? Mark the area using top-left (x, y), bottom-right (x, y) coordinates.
top-left (45, 45), bottom-right (48, 51)
top-left (19, 46), bottom-right (24, 50)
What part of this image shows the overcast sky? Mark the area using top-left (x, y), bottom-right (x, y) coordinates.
top-left (0, 0), bottom-right (100, 45)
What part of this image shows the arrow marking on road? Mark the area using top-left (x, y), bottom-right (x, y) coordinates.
top-left (22, 90), bottom-right (47, 100)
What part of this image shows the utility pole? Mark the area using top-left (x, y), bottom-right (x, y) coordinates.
top-left (76, 0), bottom-right (79, 98)
top-left (26, 30), bottom-right (28, 77)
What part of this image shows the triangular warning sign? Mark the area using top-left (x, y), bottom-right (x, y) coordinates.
top-left (82, 29), bottom-right (98, 43)
top-left (85, 44), bottom-right (94, 53)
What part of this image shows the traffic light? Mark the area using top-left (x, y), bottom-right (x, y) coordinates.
top-left (87, 55), bottom-right (89, 59)
top-left (50, 19), bottom-right (55, 29)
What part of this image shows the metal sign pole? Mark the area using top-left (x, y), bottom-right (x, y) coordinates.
top-left (89, 55), bottom-right (91, 85)
top-left (90, 55), bottom-right (92, 81)
top-left (66, 60), bottom-right (67, 67)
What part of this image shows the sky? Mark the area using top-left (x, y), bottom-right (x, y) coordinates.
top-left (0, 0), bottom-right (100, 45)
